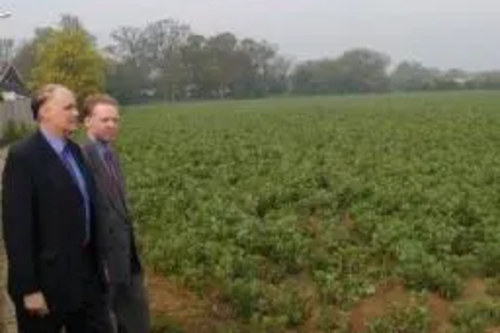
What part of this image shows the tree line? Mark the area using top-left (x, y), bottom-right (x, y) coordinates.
top-left (2, 14), bottom-right (500, 105)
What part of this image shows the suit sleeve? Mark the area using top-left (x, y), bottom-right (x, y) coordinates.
top-left (2, 148), bottom-right (39, 297)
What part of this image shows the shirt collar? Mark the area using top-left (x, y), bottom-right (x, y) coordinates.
top-left (40, 127), bottom-right (67, 155)
top-left (88, 135), bottom-right (110, 155)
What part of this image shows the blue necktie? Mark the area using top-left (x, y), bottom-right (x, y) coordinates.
top-left (61, 144), bottom-right (90, 244)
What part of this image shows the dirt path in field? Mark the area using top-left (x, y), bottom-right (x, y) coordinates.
top-left (348, 278), bottom-right (496, 333)
top-left (146, 268), bottom-right (238, 332)
top-left (349, 280), bottom-right (452, 333)
top-left (146, 275), bottom-right (495, 333)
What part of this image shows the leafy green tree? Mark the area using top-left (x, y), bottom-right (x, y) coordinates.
top-left (30, 15), bottom-right (105, 103)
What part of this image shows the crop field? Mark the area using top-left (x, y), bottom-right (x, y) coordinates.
top-left (118, 91), bottom-right (500, 332)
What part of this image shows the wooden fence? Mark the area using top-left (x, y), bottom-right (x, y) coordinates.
top-left (0, 98), bottom-right (34, 139)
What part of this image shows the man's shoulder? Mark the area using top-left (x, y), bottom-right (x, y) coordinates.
top-left (78, 139), bottom-right (101, 167)
top-left (4, 133), bottom-right (41, 171)
top-left (80, 137), bottom-right (97, 150)
top-left (76, 137), bottom-right (94, 155)
top-left (7, 132), bottom-right (39, 157)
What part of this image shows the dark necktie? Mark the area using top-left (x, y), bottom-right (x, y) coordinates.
top-left (103, 147), bottom-right (123, 200)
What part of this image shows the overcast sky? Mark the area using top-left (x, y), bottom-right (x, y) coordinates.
top-left (2, 0), bottom-right (499, 71)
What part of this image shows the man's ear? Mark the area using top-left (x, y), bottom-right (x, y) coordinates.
top-left (83, 116), bottom-right (92, 129)
top-left (38, 104), bottom-right (50, 122)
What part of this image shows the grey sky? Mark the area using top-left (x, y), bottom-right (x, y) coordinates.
top-left (2, 0), bottom-right (500, 71)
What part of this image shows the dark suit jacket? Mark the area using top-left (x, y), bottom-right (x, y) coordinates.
top-left (1, 130), bottom-right (107, 312)
top-left (81, 139), bottom-right (142, 284)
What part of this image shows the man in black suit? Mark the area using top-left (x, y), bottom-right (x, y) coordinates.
top-left (81, 94), bottom-right (150, 333)
top-left (1, 84), bottom-right (112, 332)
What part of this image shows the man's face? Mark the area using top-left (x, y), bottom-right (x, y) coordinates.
top-left (40, 87), bottom-right (79, 136)
top-left (85, 103), bottom-right (120, 143)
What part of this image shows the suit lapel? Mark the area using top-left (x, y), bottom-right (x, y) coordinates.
top-left (34, 131), bottom-right (84, 202)
top-left (109, 148), bottom-right (129, 213)
top-left (87, 142), bottom-right (129, 221)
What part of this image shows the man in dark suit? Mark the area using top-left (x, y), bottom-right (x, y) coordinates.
top-left (1, 84), bottom-right (112, 332)
top-left (81, 94), bottom-right (150, 333)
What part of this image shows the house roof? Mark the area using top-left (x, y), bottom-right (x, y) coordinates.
top-left (0, 62), bottom-right (9, 77)
top-left (0, 62), bottom-right (30, 97)
top-left (0, 62), bottom-right (21, 82)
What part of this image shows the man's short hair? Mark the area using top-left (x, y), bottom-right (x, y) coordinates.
top-left (82, 93), bottom-right (119, 119)
top-left (31, 84), bottom-right (66, 120)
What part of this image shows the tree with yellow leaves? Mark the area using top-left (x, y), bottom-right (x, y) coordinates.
top-left (30, 15), bottom-right (105, 105)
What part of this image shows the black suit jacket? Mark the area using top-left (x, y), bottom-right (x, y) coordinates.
top-left (1, 130), bottom-right (107, 312)
top-left (81, 140), bottom-right (142, 284)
